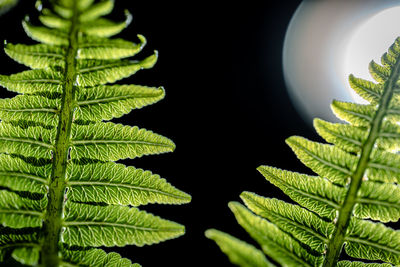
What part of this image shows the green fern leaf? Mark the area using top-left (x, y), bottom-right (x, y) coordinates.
top-left (369, 60), bottom-right (390, 83)
top-left (0, 95), bottom-right (59, 127)
top-left (75, 0), bottom-right (95, 11)
top-left (0, 154), bottom-right (49, 194)
top-left (240, 192), bottom-right (334, 253)
top-left (67, 161), bottom-right (191, 205)
top-left (337, 261), bottom-right (391, 267)
top-left (345, 219), bottom-right (400, 264)
top-left (78, 35), bottom-right (146, 60)
top-left (314, 118), bottom-right (366, 153)
top-left (11, 247), bottom-right (39, 266)
top-left (71, 122), bottom-right (174, 161)
top-left (205, 229), bottom-right (274, 267)
top-left (376, 121), bottom-right (400, 150)
top-left (0, 123), bottom-right (55, 158)
top-left (257, 166), bottom-right (344, 220)
top-left (286, 136), bottom-right (356, 185)
top-left (79, 0), bottom-right (113, 22)
top-left (75, 84), bottom-right (164, 121)
top-left (80, 17), bottom-right (129, 37)
top-left (53, 3), bottom-right (73, 19)
top-left (63, 202), bottom-right (184, 247)
top-left (39, 10), bottom-right (71, 29)
top-left (348, 75), bottom-right (382, 104)
top-left (0, 190), bottom-right (44, 228)
top-left (76, 54), bottom-right (156, 87)
top-left (22, 21), bottom-right (68, 45)
top-left (0, 229), bottom-right (39, 262)
top-left (355, 181), bottom-right (400, 222)
top-left (0, 69), bottom-right (63, 94)
top-left (229, 202), bottom-right (323, 267)
top-left (367, 149), bottom-right (400, 183)
top-left (331, 101), bottom-right (374, 126)
top-left (61, 246), bottom-right (140, 267)
top-left (5, 43), bottom-right (66, 69)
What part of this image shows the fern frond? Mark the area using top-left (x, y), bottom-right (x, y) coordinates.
top-left (76, 54), bottom-right (157, 87)
top-left (5, 43), bottom-right (66, 69)
top-left (0, 190), bottom-right (44, 228)
top-left (205, 229), bottom-right (274, 267)
top-left (78, 35), bottom-right (146, 60)
top-left (229, 202), bottom-right (323, 267)
top-left (240, 192), bottom-right (334, 253)
top-left (63, 202), bottom-right (184, 247)
top-left (0, 123), bottom-right (54, 158)
top-left (75, 84), bottom-right (164, 121)
top-left (0, 154), bottom-right (49, 193)
top-left (286, 136), bottom-right (357, 185)
top-left (367, 149), bottom-right (400, 183)
top-left (207, 26), bottom-right (400, 267)
top-left (67, 161), bottom-right (191, 205)
top-left (257, 166), bottom-right (344, 220)
top-left (80, 16), bottom-right (130, 37)
top-left (345, 219), bottom-right (400, 264)
top-left (337, 261), bottom-right (391, 267)
top-left (313, 118), bottom-right (366, 153)
top-left (12, 246), bottom-right (39, 265)
top-left (53, 3), bottom-right (73, 19)
top-left (79, 0), bottom-right (114, 22)
top-left (0, 95), bottom-right (59, 127)
top-left (70, 122), bottom-right (174, 161)
top-left (369, 60), bottom-right (390, 83)
top-left (61, 247), bottom-right (141, 267)
top-left (331, 101), bottom-right (374, 126)
top-left (355, 181), bottom-right (400, 222)
top-left (0, 69), bottom-right (63, 93)
top-left (0, 229), bottom-right (39, 262)
top-left (348, 75), bottom-right (382, 104)
top-left (22, 21), bottom-right (68, 45)
top-left (39, 10), bottom-right (71, 30)
top-left (0, 0), bottom-right (190, 265)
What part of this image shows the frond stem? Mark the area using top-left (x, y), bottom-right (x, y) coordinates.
top-left (40, 1), bottom-right (79, 266)
top-left (323, 57), bottom-right (400, 266)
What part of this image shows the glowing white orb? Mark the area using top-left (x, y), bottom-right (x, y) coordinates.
top-left (283, 0), bottom-right (400, 124)
top-left (343, 6), bottom-right (400, 104)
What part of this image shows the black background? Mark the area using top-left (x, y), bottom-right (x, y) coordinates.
top-left (0, 1), bottom-right (321, 266)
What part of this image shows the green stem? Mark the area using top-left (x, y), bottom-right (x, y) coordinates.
top-left (40, 2), bottom-right (79, 266)
top-left (323, 58), bottom-right (400, 267)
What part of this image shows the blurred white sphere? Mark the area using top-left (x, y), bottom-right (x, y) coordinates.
top-left (283, 0), bottom-right (400, 124)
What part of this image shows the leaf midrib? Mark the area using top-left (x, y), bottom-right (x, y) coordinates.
top-left (77, 93), bottom-right (160, 105)
top-left (0, 171), bottom-right (47, 183)
top-left (71, 139), bottom-right (172, 147)
top-left (78, 61), bottom-right (138, 73)
top-left (0, 136), bottom-right (53, 149)
top-left (63, 221), bottom-right (181, 232)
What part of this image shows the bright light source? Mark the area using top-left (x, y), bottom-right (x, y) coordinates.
top-left (343, 6), bottom-right (400, 104)
top-left (283, 0), bottom-right (400, 124)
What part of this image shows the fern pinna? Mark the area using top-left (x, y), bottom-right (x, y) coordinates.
top-left (206, 38), bottom-right (400, 265)
top-left (0, 0), bottom-right (191, 266)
